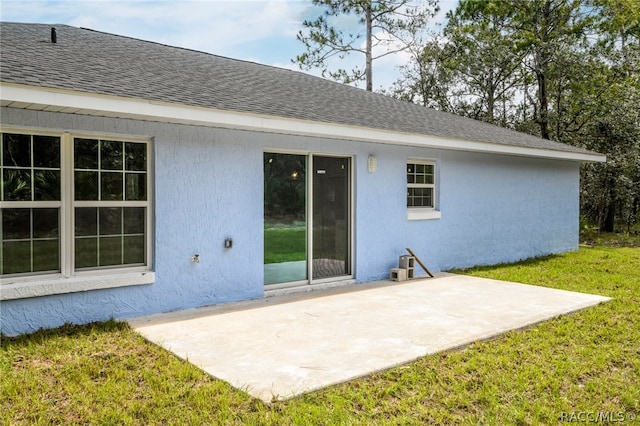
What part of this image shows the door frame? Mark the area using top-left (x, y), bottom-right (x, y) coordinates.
top-left (263, 150), bottom-right (354, 289)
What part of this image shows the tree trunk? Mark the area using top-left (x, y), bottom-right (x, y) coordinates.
top-left (601, 175), bottom-right (617, 232)
top-left (534, 1), bottom-right (551, 140)
top-left (633, 196), bottom-right (639, 233)
top-left (365, 2), bottom-right (373, 91)
top-left (602, 203), bottom-right (615, 232)
top-left (487, 76), bottom-right (495, 124)
top-left (536, 68), bottom-right (550, 139)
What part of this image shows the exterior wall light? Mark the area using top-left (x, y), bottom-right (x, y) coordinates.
top-left (368, 155), bottom-right (377, 173)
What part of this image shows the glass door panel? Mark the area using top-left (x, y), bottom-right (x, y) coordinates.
top-left (312, 156), bottom-right (350, 279)
top-left (263, 153), bottom-right (307, 285)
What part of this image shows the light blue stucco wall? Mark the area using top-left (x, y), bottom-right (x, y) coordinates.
top-left (352, 143), bottom-right (579, 282)
top-left (0, 108), bottom-right (579, 335)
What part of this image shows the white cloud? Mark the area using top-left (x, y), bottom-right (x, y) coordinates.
top-left (1, 1), bottom-right (307, 53)
top-left (1, 0), bottom-right (461, 90)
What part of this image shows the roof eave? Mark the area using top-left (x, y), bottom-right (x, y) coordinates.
top-left (0, 83), bottom-right (606, 163)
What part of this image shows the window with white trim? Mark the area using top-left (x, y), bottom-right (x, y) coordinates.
top-left (1, 130), bottom-right (151, 279)
top-left (73, 138), bottom-right (147, 269)
top-left (406, 160), bottom-right (440, 220)
top-left (1, 133), bottom-right (62, 274)
top-left (407, 161), bottom-right (436, 208)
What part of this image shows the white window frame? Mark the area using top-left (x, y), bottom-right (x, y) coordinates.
top-left (407, 159), bottom-right (441, 221)
top-left (1, 127), bottom-right (154, 300)
top-left (0, 132), bottom-right (63, 276)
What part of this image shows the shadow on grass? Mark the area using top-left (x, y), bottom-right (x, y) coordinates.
top-left (1, 319), bottom-right (129, 346)
top-left (450, 252), bottom-right (561, 274)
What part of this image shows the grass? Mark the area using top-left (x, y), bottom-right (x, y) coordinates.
top-left (264, 225), bottom-right (306, 264)
top-left (580, 231), bottom-right (640, 248)
top-left (2, 241), bottom-right (639, 424)
top-left (264, 222), bottom-right (348, 264)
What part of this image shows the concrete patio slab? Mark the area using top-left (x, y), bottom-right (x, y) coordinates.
top-left (129, 273), bottom-right (610, 403)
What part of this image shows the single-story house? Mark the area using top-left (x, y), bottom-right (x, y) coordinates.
top-left (0, 23), bottom-right (604, 336)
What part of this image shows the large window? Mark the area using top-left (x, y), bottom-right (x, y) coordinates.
top-left (1, 130), bottom-right (151, 279)
top-left (1, 133), bottom-right (61, 275)
top-left (73, 138), bottom-right (147, 269)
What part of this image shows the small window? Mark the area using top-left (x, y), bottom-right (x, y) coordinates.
top-left (407, 161), bottom-right (435, 208)
top-left (406, 160), bottom-right (440, 221)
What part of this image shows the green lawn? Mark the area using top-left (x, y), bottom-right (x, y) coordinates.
top-left (2, 243), bottom-right (639, 425)
top-left (264, 226), bottom-right (306, 264)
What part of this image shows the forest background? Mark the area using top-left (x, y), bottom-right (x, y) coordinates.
top-left (293, 0), bottom-right (639, 233)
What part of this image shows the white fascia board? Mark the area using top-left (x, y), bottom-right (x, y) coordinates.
top-left (1, 83), bottom-right (606, 162)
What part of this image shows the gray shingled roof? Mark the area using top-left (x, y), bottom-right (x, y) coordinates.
top-left (1, 22), bottom-right (595, 156)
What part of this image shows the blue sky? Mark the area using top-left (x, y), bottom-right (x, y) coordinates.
top-left (0, 0), bottom-right (458, 90)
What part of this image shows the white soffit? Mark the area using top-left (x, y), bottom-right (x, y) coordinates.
top-left (0, 83), bottom-right (606, 162)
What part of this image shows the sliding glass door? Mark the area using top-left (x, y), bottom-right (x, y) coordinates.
top-left (263, 153), bottom-right (307, 285)
top-left (264, 153), bottom-right (351, 286)
top-left (312, 156), bottom-right (350, 279)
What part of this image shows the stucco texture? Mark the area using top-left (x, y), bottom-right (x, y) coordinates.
top-left (1, 108), bottom-right (579, 335)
